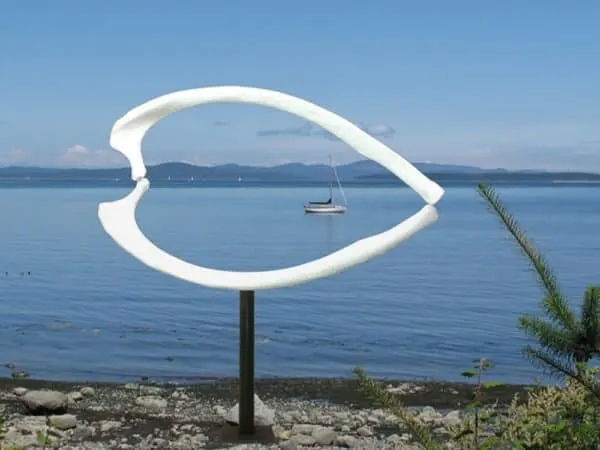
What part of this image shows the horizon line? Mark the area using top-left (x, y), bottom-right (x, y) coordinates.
top-left (0, 160), bottom-right (598, 175)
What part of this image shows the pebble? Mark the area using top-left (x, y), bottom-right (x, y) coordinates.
top-left (134, 395), bottom-right (167, 411)
top-left (49, 413), bottom-right (78, 430)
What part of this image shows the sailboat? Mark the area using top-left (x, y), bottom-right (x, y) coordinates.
top-left (304, 155), bottom-right (348, 214)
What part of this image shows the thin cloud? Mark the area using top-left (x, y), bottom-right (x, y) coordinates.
top-left (457, 140), bottom-right (600, 172)
top-left (362, 123), bottom-right (395, 139)
top-left (257, 121), bottom-right (395, 140)
top-left (59, 144), bottom-right (126, 167)
top-left (0, 148), bottom-right (31, 166)
top-left (257, 121), bottom-right (313, 137)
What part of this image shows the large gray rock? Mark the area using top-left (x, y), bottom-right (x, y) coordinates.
top-left (21, 390), bottom-right (68, 414)
top-left (222, 394), bottom-right (275, 426)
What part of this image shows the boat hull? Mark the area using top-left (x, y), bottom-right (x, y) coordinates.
top-left (304, 205), bottom-right (347, 214)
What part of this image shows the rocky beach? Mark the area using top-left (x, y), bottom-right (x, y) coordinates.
top-left (0, 377), bottom-right (529, 449)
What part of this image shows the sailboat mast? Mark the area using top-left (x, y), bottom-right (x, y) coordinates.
top-left (328, 154), bottom-right (333, 200)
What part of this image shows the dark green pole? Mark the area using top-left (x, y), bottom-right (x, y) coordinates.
top-left (239, 290), bottom-right (255, 435)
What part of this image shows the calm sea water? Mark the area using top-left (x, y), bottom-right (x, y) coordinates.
top-left (0, 184), bottom-right (598, 384)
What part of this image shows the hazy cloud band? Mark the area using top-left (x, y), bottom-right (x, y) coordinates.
top-left (257, 121), bottom-right (395, 140)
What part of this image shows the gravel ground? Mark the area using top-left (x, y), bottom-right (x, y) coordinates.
top-left (0, 377), bottom-right (530, 449)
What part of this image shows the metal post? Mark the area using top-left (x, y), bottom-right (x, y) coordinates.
top-left (239, 290), bottom-right (255, 435)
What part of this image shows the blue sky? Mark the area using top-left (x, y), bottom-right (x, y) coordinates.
top-left (1, 1), bottom-right (599, 171)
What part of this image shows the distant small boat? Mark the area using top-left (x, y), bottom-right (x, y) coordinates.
top-left (238, 176), bottom-right (243, 183)
top-left (304, 155), bottom-right (347, 214)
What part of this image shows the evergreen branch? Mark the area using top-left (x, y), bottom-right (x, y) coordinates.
top-left (518, 315), bottom-right (574, 355)
top-left (524, 345), bottom-right (600, 401)
top-left (581, 286), bottom-right (600, 351)
top-left (352, 367), bottom-right (440, 450)
top-left (476, 183), bottom-right (577, 331)
top-left (523, 345), bottom-right (578, 381)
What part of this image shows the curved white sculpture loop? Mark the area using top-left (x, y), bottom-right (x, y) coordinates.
top-left (98, 86), bottom-right (445, 291)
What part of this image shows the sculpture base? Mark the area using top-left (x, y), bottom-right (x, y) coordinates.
top-left (218, 422), bottom-right (277, 444)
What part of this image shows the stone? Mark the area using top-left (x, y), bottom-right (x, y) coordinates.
top-left (334, 411), bottom-right (349, 422)
top-left (290, 434), bottom-right (316, 446)
top-left (71, 425), bottom-right (96, 441)
top-left (49, 413), bottom-right (78, 430)
top-left (419, 406), bottom-right (442, 424)
top-left (354, 415), bottom-right (367, 426)
top-left (21, 390), bottom-right (68, 414)
top-left (80, 386), bottom-right (96, 397)
top-left (13, 387), bottom-right (27, 396)
top-left (68, 391), bottom-right (83, 403)
top-left (387, 434), bottom-right (403, 444)
top-left (312, 426), bottom-right (337, 445)
top-left (443, 410), bottom-right (462, 427)
top-left (319, 414), bottom-right (334, 426)
top-left (357, 425), bottom-right (373, 437)
top-left (140, 385), bottom-right (163, 395)
top-left (2, 416), bottom-right (47, 448)
top-left (222, 394), bottom-right (275, 426)
top-left (135, 396), bottom-right (167, 411)
top-left (366, 415), bottom-right (380, 425)
top-left (291, 423), bottom-right (320, 435)
top-left (3, 428), bottom-right (39, 448)
top-left (212, 405), bottom-right (227, 417)
top-left (280, 412), bottom-right (294, 424)
top-left (336, 435), bottom-right (359, 448)
top-left (273, 425), bottom-right (290, 440)
top-left (279, 440), bottom-right (299, 450)
top-left (386, 382), bottom-right (416, 394)
top-left (100, 420), bottom-right (122, 432)
top-left (171, 433), bottom-right (208, 449)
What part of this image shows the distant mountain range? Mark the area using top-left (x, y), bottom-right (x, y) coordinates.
top-left (0, 160), bottom-right (599, 183)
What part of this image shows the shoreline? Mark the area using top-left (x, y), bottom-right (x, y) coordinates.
top-left (0, 376), bottom-right (532, 409)
top-left (0, 376), bottom-right (534, 449)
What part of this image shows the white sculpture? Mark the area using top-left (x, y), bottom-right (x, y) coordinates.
top-left (98, 86), bottom-right (445, 291)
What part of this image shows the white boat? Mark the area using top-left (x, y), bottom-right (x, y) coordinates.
top-left (304, 155), bottom-right (348, 214)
